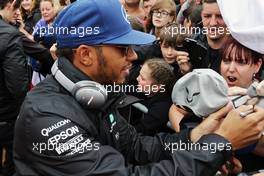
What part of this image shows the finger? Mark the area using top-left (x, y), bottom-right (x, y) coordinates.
top-left (177, 55), bottom-right (189, 60)
top-left (256, 83), bottom-right (264, 96)
top-left (176, 56), bottom-right (188, 62)
top-left (220, 165), bottom-right (228, 176)
top-left (231, 157), bottom-right (242, 173)
top-left (177, 58), bottom-right (190, 65)
top-left (178, 58), bottom-right (190, 63)
top-left (228, 86), bottom-right (247, 96)
top-left (247, 106), bottom-right (264, 122)
top-left (235, 104), bottom-right (254, 112)
top-left (178, 60), bottom-right (189, 65)
top-left (246, 97), bottom-right (259, 106)
top-left (210, 102), bottom-right (233, 120)
top-left (176, 51), bottom-right (189, 56)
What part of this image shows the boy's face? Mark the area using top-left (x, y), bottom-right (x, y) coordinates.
top-left (160, 41), bottom-right (177, 64)
top-left (136, 64), bottom-right (154, 95)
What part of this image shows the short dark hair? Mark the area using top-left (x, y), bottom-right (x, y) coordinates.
top-left (183, 4), bottom-right (202, 27)
top-left (56, 48), bottom-right (74, 63)
top-left (159, 23), bottom-right (190, 48)
top-left (144, 58), bottom-right (175, 94)
top-left (221, 36), bottom-right (263, 65)
top-left (0, 0), bottom-right (21, 10)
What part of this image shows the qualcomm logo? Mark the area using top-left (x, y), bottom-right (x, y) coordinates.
top-left (121, 5), bottom-right (130, 25)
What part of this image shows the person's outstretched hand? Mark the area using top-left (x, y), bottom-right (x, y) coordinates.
top-left (191, 103), bottom-right (233, 142)
top-left (215, 105), bottom-right (264, 150)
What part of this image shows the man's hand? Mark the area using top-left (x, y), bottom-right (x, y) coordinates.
top-left (190, 103), bottom-right (233, 142)
top-left (215, 105), bottom-right (264, 150)
top-left (228, 86), bottom-right (247, 96)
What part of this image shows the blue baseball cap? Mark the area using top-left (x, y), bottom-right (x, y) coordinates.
top-left (53, 0), bottom-right (156, 48)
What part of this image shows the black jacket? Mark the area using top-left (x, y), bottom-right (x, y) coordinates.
top-left (192, 33), bottom-right (221, 73)
top-left (10, 22), bottom-right (54, 76)
top-left (134, 93), bottom-right (174, 135)
top-left (20, 32), bottom-right (54, 76)
top-left (206, 47), bottom-right (221, 73)
top-left (23, 8), bottom-right (41, 34)
top-left (14, 58), bottom-right (232, 176)
top-left (0, 17), bottom-right (29, 122)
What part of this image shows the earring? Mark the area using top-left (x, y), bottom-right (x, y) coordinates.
top-left (252, 73), bottom-right (256, 81)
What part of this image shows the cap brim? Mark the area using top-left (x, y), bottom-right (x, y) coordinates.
top-left (103, 29), bottom-right (156, 45)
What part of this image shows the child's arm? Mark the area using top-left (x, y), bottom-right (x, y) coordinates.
top-left (168, 104), bottom-right (187, 132)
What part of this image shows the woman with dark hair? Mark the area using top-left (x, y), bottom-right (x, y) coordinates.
top-left (220, 35), bottom-right (264, 172)
top-left (220, 36), bottom-right (263, 89)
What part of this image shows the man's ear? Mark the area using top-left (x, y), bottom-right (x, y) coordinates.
top-left (74, 45), bottom-right (97, 66)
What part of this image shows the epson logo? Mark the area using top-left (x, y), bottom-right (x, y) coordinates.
top-left (48, 126), bottom-right (79, 145)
